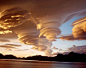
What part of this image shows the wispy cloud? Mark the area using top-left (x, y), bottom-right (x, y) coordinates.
top-left (15, 49), bottom-right (29, 51)
top-left (0, 44), bottom-right (21, 51)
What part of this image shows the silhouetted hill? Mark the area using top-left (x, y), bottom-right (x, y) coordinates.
top-left (0, 52), bottom-right (86, 62)
top-left (0, 53), bottom-right (17, 59)
top-left (4, 55), bottom-right (17, 59)
top-left (26, 52), bottom-right (86, 62)
top-left (0, 53), bottom-right (4, 59)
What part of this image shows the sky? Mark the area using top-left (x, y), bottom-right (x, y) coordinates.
top-left (0, 0), bottom-right (86, 57)
top-left (52, 16), bottom-right (86, 54)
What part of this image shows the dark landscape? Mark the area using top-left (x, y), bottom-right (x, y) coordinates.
top-left (0, 52), bottom-right (86, 62)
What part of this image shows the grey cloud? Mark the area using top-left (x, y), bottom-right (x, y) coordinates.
top-left (44, 49), bottom-right (52, 56)
top-left (59, 49), bottom-right (62, 51)
top-left (68, 45), bottom-right (86, 54)
top-left (52, 52), bottom-right (59, 55)
top-left (52, 47), bottom-right (58, 49)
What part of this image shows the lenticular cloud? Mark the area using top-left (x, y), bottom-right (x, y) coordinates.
top-left (37, 21), bottom-right (61, 41)
top-left (14, 26), bottom-right (53, 56)
top-left (58, 16), bottom-right (86, 41)
top-left (0, 7), bottom-right (30, 29)
top-left (72, 16), bottom-right (86, 38)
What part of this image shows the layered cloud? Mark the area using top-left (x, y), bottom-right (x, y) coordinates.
top-left (72, 17), bottom-right (86, 38)
top-left (12, 17), bottom-right (53, 56)
top-left (37, 22), bottom-right (61, 41)
top-left (0, 7), bottom-right (30, 29)
top-left (58, 35), bottom-right (86, 41)
top-left (0, 44), bottom-right (21, 51)
top-left (58, 16), bottom-right (86, 41)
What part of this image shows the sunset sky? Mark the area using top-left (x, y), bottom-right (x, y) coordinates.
top-left (0, 0), bottom-right (86, 57)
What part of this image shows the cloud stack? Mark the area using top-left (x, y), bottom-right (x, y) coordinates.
top-left (37, 21), bottom-right (61, 41)
top-left (58, 16), bottom-right (86, 41)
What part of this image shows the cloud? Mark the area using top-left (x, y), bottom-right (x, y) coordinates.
top-left (0, 39), bottom-right (10, 42)
top-left (52, 46), bottom-right (58, 49)
top-left (15, 49), bottom-right (29, 51)
top-left (37, 21), bottom-right (61, 41)
top-left (31, 38), bottom-right (52, 56)
top-left (44, 49), bottom-right (52, 56)
top-left (62, 52), bottom-right (70, 55)
top-left (0, 45), bottom-right (15, 48)
top-left (59, 16), bottom-right (86, 41)
top-left (0, 7), bottom-right (30, 29)
top-left (58, 34), bottom-right (86, 41)
top-left (5, 48), bottom-right (12, 51)
top-left (5, 44), bottom-right (21, 47)
top-left (0, 28), bottom-right (12, 34)
top-left (0, 44), bottom-right (21, 51)
top-left (72, 16), bottom-right (86, 38)
top-left (32, 45), bottom-right (47, 51)
top-left (59, 49), bottom-right (62, 51)
top-left (68, 45), bottom-right (86, 54)
top-left (73, 45), bottom-right (76, 47)
top-left (52, 52), bottom-right (59, 56)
